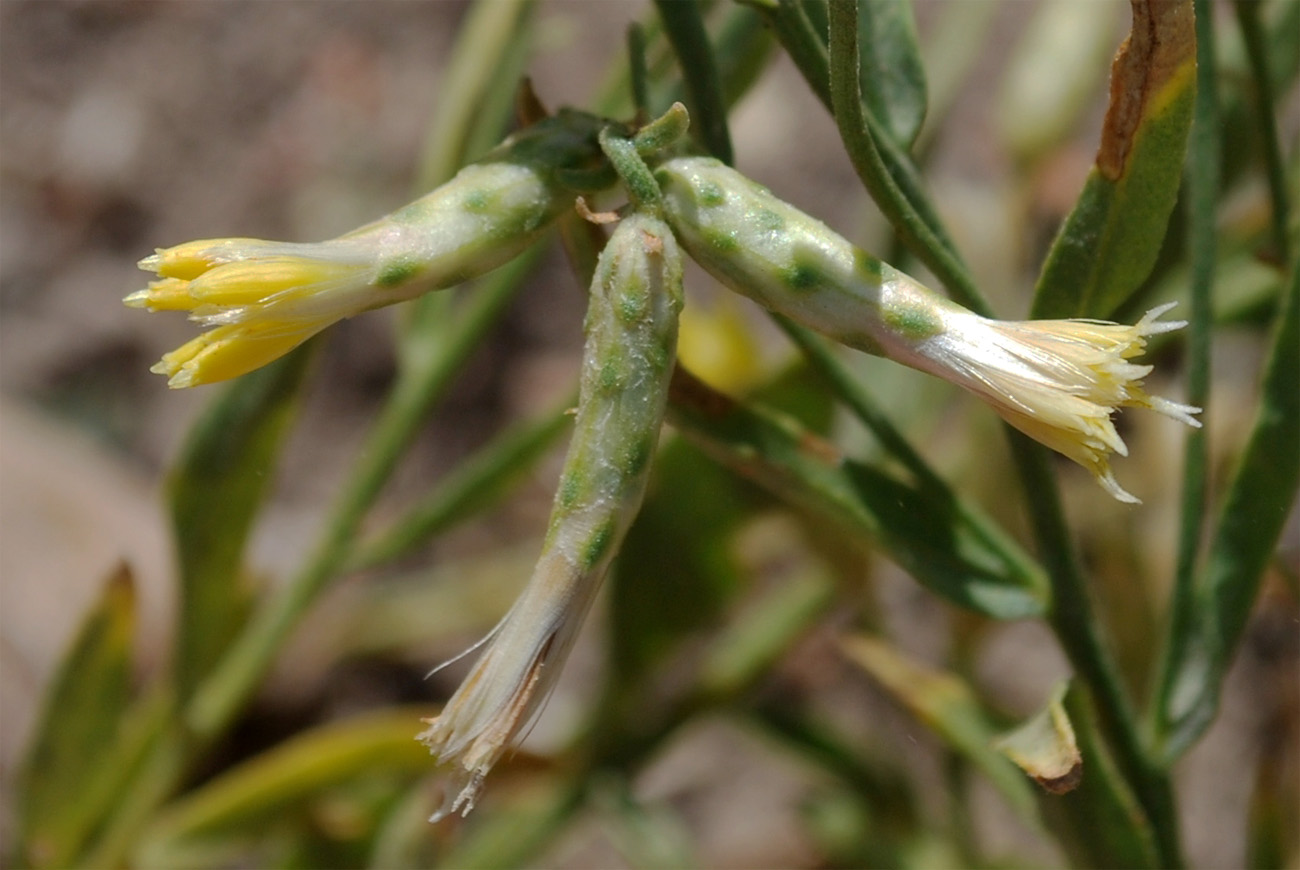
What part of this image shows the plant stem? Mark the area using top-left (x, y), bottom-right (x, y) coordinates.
top-left (826, 0), bottom-right (987, 315)
top-left (653, 0), bottom-right (733, 164)
top-left (827, 0), bottom-right (1182, 861)
top-left (1008, 435), bottom-right (1184, 868)
top-left (1233, 0), bottom-right (1292, 265)
top-left (1155, 0), bottom-right (1217, 753)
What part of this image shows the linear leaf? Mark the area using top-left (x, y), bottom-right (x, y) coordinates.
top-left (1032, 0), bottom-right (1197, 318)
top-left (837, 634), bottom-right (1038, 820)
top-left (349, 397), bottom-right (574, 571)
top-left (1156, 260), bottom-right (1300, 758)
top-left (654, 0), bottom-right (733, 164)
top-left (857, 0), bottom-right (928, 148)
top-left (15, 565), bottom-right (136, 868)
top-left (667, 370), bottom-right (1047, 620)
top-left (168, 344), bottom-right (313, 701)
top-left (136, 708), bottom-right (435, 867)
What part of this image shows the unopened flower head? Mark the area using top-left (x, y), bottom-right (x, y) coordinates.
top-left (128, 111), bottom-right (609, 388)
top-left (418, 213), bottom-right (682, 819)
top-left (656, 156), bottom-right (1200, 502)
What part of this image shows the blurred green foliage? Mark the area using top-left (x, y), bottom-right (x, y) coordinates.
top-left (12, 0), bottom-right (1298, 867)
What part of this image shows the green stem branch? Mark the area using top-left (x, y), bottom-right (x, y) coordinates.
top-left (1233, 0), bottom-right (1292, 265)
top-left (1155, 0), bottom-right (1218, 754)
top-left (1008, 435), bottom-right (1184, 868)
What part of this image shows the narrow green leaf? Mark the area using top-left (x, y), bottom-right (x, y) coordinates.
top-left (653, 4), bottom-right (774, 121)
top-left (1156, 261), bottom-right (1300, 758)
top-left (413, 0), bottom-right (534, 193)
top-left (697, 569), bottom-right (835, 700)
top-left (1158, 0), bottom-right (1216, 776)
top-left (654, 0), bottom-right (734, 164)
top-left (627, 23), bottom-right (651, 117)
top-left (610, 438), bottom-right (751, 681)
top-left (349, 397), bottom-right (575, 571)
top-left (15, 565), bottom-right (136, 868)
top-left (1031, 0), bottom-right (1197, 318)
top-left (857, 0), bottom-right (928, 148)
top-left (1218, 0), bottom-right (1300, 193)
top-left (137, 708), bottom-right (435, 865)
top-left (77, 712), bottom-right (188, 870)
top-left (837, 634), bottom-right (1039, 821)
top-left (825, 0), bottom-right (989, 315)
top-left (168, 343), bottom-right (313, 701)
top-left (1233, 0), bottom-right (1293, 266)
top-left (668, 371), bottom-right (1048, 620)
top-left (710, 6), bottom-right (776, 109)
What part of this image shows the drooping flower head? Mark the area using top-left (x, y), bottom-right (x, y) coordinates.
top-left (418, 212), bottom-right (683, 819)
top-left (127, 110), bottom-right (610, 388)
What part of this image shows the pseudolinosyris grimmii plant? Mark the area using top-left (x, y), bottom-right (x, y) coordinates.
top-left (127, 103), bottom-right (1198, 817)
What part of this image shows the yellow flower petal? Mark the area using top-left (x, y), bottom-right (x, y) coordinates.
top-left (186, 258), bottom-right (362, 307)
top-left (151, 320), bottom-right (323, 388)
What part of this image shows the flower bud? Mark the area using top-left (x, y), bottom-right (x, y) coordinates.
top-left (128, 110), bottom-right (609, 388)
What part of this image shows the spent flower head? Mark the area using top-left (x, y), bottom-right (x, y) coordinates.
top-left (656, 156), bottom-right (1200, 502)
top-left (418, 211), bottom-right (683, 819)
top-left (904, 302), bottom-right (1202, 503)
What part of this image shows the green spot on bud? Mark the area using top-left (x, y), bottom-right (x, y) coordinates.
top-left (582, 519), bottom-right (616, 568)
top-left (463, 190), bottom-right (491, 213)
top-left (883, 303), bottom-right (942, 340)
top-left (599, 357), bottom-right (625, 392)
top-left (648, 342), bottom-right (671, 373)
top-left (854, 248), bottom-right (883, 284)
top-left (757, 209), bottom-right (785, 232)
top-left (845, 331), bottom-right (884, 355)
top-left (619, 287), bottom-right (648, 324)
top-left (697, 180), bottom-right (726, 207)
top-left (623, 435), bottom-right (653, 477)
top-left (558, 469), bottom-right (584, 510)
top-left (703, 229), bottom-right (739, 253)
top-left (377, 259), bottom-right (421, 288)
top-left (786, 258), bottom-right (822, 292)
top-left (487, 211), bottom-right (535, 242)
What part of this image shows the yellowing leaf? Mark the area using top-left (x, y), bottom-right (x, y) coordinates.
top-left (1032, 0), bottom-right (1197, 319)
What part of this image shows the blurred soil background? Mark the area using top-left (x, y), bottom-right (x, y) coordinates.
top-left (1, 1), bottom-right (1296, 867)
